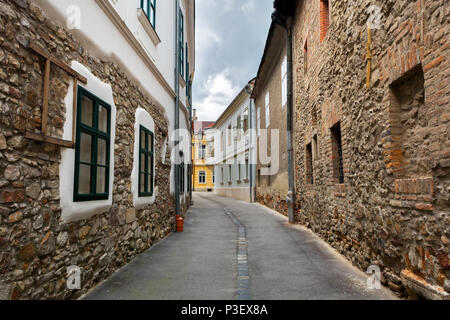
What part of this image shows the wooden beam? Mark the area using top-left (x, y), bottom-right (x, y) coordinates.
top-left (42, 58), bottom-right (51, 135)
top-left (25, 131), bottom-right (74, 148)
top-left (28, 42), bottom-right (87, 84)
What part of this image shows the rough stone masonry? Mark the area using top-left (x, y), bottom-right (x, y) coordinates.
top-left (291, 0), bottom-right (449, 298)
top-left (0, 0), bottom-right (176, 299)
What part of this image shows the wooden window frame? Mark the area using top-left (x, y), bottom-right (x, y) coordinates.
top-left (138, 125), bottom-right (155, 197)
top-left (74, 86), bottom-right (111, 202)
top-left (25, 43), bottom-right (87, 148)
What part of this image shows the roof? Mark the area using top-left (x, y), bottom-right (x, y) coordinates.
top-left (274, 0), bottom-right (298, 17)
top-left (213, 78), bottom-right (255, 129)
top-left (193, 121), bottom-right (215, 135)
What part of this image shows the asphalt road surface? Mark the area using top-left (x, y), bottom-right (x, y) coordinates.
top-left (83, 193), bottom-right (396, 300)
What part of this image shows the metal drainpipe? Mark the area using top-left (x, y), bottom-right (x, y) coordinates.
top-left (189, 84), bottom-right (194, 206)
top-left (286, 23), bottom-right (296, 224)
top-left (174, 0), bottom-right (180, 219)
top-left (272, 10), bottom-right (296, 224)
top-left (245, 84), bottom-right (254, 203)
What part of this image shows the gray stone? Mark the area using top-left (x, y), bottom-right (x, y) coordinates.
top-left (56, 232), bottom-right (68, 247)
top-left (0, 135), bottom-right (6, 150)
top-left (4, 165), bottom-right (20, 181)
top-left (0, 281), bottom-right (11, 300)
top-left (33, 214), bottom-right (43, 230)
top-left (444, 280), bottom-right (450, 293)
top-left (26, 182), bottom-right (41, 199)
top-left (7, 136), bottom-right (25, 149)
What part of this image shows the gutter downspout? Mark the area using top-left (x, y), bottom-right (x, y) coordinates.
top-left (245, 83), bottom-right (254, 203)
top-left (189, 85), bottom-right (193, 206)
top-left (272, 10), bottom-right (296, 224)
top-left (174, 0), bottom-right (181, 220)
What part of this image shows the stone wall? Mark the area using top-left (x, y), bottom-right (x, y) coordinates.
top-left (0, 0), bottom-right (178, 299)
top-left (292, 0), bottom-right (449, 297)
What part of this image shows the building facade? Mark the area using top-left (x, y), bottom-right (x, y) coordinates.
top-left (192, 120), bottom-right (215, 192)
top-left (213, 81), bottom-right (256, 202)
top-left (0, 0), bottom-right (195, 300)
top-left (252, 25), bottom-right (290, 215)
top-left (264, 0), bottom-right (449, 299)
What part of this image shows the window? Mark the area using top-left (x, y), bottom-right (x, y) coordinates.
top-left (312, 135), bottom-right (319, 161)
top-left (138, 125), bottom-right (155, 197)
top-left (331, 122), bottom-right (344, 184)
top-left (228, 165), bottom-right (232, 183)
top-left (245, 158), bottom-right (249, 180)
top-left (221, 167), bottom-right (224, 183)
top-left (243, 108), bottom-right (249, 133)
top-left (179, 162), bottom-right (185, 193)
top-left (227, 124), bottom-right (232, 146)
top-left (187, 165), bottom-right (191, 194)
top-left (257, 107), bottom-right (261, 137)
top-left (220, 131), bottom-right (224, 152)
top-left (178, 9), bottom-right (184, 78)
top-left (199, 144), bottom-right (206, 159)
top-left (199, 171), bottom-right (206, 184)
top-left (237, 157), bottom-right (241, 182)
top-left (141, 0), bottom-right (156, 29)
top-left (306, 143), bottom-right (314, 184)
top-left (185, 43), bottom-right (189, 85)
top-left (74, 87), bottom-right (111, 202)
top-left (320, 0), bottom-right (330, 42)
top-left (265, 92), bottom-right (270, 128)
top-left (236, 115), bottom-right (242, 141)
top-left (281, 55), bottom-right (287, 107)
top-left (304, 40), bottom-right (308, 74)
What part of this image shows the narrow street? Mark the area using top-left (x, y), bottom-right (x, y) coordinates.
top-left (83, 194), bottom-right (396, 300)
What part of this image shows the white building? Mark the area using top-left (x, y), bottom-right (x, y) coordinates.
top-left (211, 80), bottom-right (257, 202)
top-left (34, 0), bottom-right (195, 216)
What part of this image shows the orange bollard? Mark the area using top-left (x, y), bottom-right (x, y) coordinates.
top-left (176, 215), bottom-right (184, 233)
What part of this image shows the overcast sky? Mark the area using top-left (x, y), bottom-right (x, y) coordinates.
top-left (193, 0), bottom-right (274, 121)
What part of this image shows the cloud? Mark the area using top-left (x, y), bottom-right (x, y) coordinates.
top-left (195, 70), bottom-right (241, 121)
top-left (193, 0), bottom-right (273, 121)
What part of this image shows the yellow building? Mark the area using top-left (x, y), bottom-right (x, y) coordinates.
top-left (192, 121), bottom-right (215, 192)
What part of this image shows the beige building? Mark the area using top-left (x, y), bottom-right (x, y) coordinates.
top-left (252, 26), bottom-right (290, 216)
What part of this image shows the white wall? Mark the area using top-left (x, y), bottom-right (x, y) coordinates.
top-left (36, 0), bottom-right (194, 195)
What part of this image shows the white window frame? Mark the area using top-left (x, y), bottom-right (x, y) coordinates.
top-left (198, 171), bottom-right (206, 184)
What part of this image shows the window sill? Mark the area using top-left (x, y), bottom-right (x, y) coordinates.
top-left (179, 73), bottom-right (186, 88)
top-left (137, 8), bottom-right (161, 47)
top-left (243, 178), bottom-right (249, 183)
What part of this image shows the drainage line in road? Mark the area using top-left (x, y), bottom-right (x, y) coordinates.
top-left (224, 208), bottom-right (250, 300)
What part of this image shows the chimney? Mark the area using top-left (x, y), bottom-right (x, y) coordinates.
top-left (193, 109), bottom-right (198, 121)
